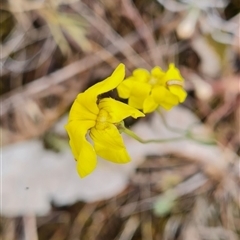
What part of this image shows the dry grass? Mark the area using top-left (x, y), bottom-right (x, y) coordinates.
top-left (1, 0), bottom-right (239, 239)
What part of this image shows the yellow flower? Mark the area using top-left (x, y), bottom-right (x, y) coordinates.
top-left (117, 63), bottom-right (187, 113)
top-left (65, 64), bottom-right (144, 178)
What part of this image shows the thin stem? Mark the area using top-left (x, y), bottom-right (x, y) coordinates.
top-left (186, 131), bottom-right (216, 145)
top-left (122, 127), bottom-right (185, 143)
top-left (120, 123), bottom-right (215, 145)
top-left (156, 108), bottom-right (185, 134)
top-left (156, 108), bottom-right (216, 145)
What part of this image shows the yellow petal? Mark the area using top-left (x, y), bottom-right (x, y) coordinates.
top-left (131, 81), bottom-right (152, 96)
top-left (143, 96), bottom-right (158, 113)
top-left (76, 140), bottom-right (97, 178)
top-left (152, 85), bottom-right (179, 110)
top-left (168, 85), bottom-right (187, 102)
top-left (158, 102), bottom-right (176, 110)
top-left (90, 124), bottom-right (130, 163)
top-left (65, 120), bottom-right (97, 178)
top-left (164, 64), bottom-right (184, 84)
top-left (132, 68), bottom-right (150, 82)
top-left (99, 98), bottom-right (144, 123)
top-left (117, 77), bottom-right (135, 98)
top-left (75, 64), bottom-right (125, 114)
top-left (151, 66), bottom-right (165, 79)
top-left (130, 82), bottom-right (152, 108)
top-left (87, 63), bottom-right (125, 96)
top-left (118, 79), bottom-right (151, 109)
top-left (129, 95), bottom-right (145, 109)
top-left (68, 94), bottom-right (98, 122)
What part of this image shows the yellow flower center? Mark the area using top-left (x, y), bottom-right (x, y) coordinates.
top-left (95, 109), bottom-right (110, 130)
top-left (148, 77), bottom-right (158, 86)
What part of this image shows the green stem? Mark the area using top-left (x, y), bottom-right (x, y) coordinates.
top-left (122, 127), bottom-right (185, 144)
top-left (156, 108), bottom-right (185, 134)
top-left (156, 108), bottom-right (216, 145)
top-left (186, 131), bottom-right (216, 145)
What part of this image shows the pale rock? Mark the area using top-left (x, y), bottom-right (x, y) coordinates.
top-left (1, 107), bottom-right (227, 216)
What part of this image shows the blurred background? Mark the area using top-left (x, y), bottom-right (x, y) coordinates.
top-left (1, 0), bottom-right (240, 239)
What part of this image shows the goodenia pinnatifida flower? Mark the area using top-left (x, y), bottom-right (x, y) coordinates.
top-left (117, 64), bottom-right (187, 113)
top-left (65, 64), bottom-right (144, 178)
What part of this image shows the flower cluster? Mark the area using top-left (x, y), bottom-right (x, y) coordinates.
top-left (66, 63), bottom-right (187, 177)
top-left (117, 64), bottom-right (187, 113)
